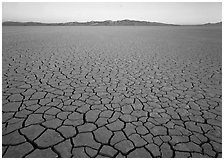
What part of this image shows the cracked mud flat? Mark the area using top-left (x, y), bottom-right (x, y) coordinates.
top-left (2, 26), bottom-right (222, 158)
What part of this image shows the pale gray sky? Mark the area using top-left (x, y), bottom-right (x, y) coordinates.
top-left (2, 2), bottom-right (222, 25)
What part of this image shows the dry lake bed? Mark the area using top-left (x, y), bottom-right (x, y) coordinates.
top-left (2, 26), bottom-right (222, 158)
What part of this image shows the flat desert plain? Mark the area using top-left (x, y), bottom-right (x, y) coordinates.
top-left (2, 26), bottom-right (222, 158)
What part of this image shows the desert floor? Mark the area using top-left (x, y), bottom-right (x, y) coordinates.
top-left (2, 26), bottom-right (222, 158)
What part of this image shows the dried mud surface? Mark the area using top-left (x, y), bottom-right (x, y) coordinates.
top-left (2, 26), bottom-right (222, 158)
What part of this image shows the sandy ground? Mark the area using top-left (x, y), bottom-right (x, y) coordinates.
top-left (2, 26), bottom-right (222, 158)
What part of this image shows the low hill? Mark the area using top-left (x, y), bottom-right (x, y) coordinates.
top-left (2, 20), bottom-right (222, 26)
top-left (201, 22), bottom-right (222, 26)
top-left (2, 20), bottom-right (177, 26)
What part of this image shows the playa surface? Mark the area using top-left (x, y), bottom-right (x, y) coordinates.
top-left (2, 26), bottom-right (222, 158)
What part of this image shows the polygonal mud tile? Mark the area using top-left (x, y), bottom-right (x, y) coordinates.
top-left (116, 152), bottom-right (125, 158)
top-left (72, 147), bottom-right (89, 158)
top-left (151, 126), bottom-right (167, 136)
top-left (100, 110), bottom-right (114, 118)
top-left (154, 117), bottom-right (170, 124)
top-left (76, 104), bottom-right (90, 113)
top-left (114, 140), bottom-right (134, 154)
top-left (185, 121), bottom-right (203, 133)
top-left (95, 117), bottom-right (108, 127)
top-left (93, 126), bottom-right (113, 144)
top-left (127, 147), bottom-right (152, 158)
top-left (142, 133), bottom-right (154, 143)
top-left (34, 129), bottom-right (64, 148)
top-left (144, 121), bottom-right (156, 130)
top-left (174, 151), bottom-right (190, 158)
top-left (106, 119), bottom-right (124, 131)
top-left (132, 103), bottom-right (143, 110)
top-left (43, 114), bottom-right (55, 120)
top-left (8, 94), bottom-right (23, 102)
top-left (123, 123), bottom-right (136, 136)
top-left (54, 139), bottom-right (72, 158)
top-left (190, 135), bottom-right (201, 144)
top-left (206, 129), bottom-right (222, 142)
top-left (173, 143), bottom-right (190, 152)
top-left (3, 130), bottom-right (26, 145)
top-left (191, 153), bottom-right (209, 158)
top-left (210, 141), bottom-right (222, 153)
top-left (25, 114), bottom-right (44, 126)
top-left (22, 89), bottom-right (36, 96)
top-left (174, 142), bottom-right (201, 152)
top-left (72, 132), bottom-right (101, 149)
top-left (201, 143), bottom-right (216, 157)
top-left (57, 111), bottom-right (70, 120)
top-left (19, 84), bottom-right (32, 89)
top-left (136, 125), bottom-right (149, 135)
top-left (3, 102), bottom-right (22, 112)
top-left (110, 131), bottom-right (126, 145)
top-left (30, 92), bottom-right (46, 100)
top-left (57, 125), bottom-right (77, 138)
top-left (39, 98), bottom-right (52, 106)
top-left (131, 110), bottom-right (148, 118)
top-left (77, 123), bottom-right (97, 133)
top-left (176, 108), bottom-right (191, 117)
top-left (68, 111), bottom-right (83, 120)
top-left (3, 142), bottom-right (33, 158)
top-left (21, 124), bottom-right (45, 141)
top-left (128, 133), bottom-right (147, 147)
top-left (91, 104), bottom-right (107, 110)
top-left (120, 114), bottom-right (137, 122)
top-left (45, 107), bottom-right (61, 116)
top-left (160, 135), bottom-right (171, 142)
top-left (121, 105), bottom-right (133, 114)
top-left (85, 110), bottom-right (101, 122)
top-left (100, 145), bottom-right (118, 157)
top-left (26, 104), bottom-right (40, 111)
top-left (34, 107), bottom-right (50, 114)
top-left (42, 118), bottom-right (62, 129)
top-left (2, 112), bottom-right (14, 122)
top-left (96, 154), bottom-right (109, 158)
top-left (63, 119), bottom-right (84, 126)
top-left (108, 111), bottom-right (121, 123)
top-left (85, 147), bottom-right (98, 157)
top-left (168, 128), bottom-right (183, 136)
top-left (170, 135), bottom-right (189, 145)
top-left (160, 143), bottom-right (173, 158)
top-left (145, 143), bottom-right (161, 157)
top-left (26, 148), bottom-right (57, 158)
top-left (3, 120), bottom-right (24, 135)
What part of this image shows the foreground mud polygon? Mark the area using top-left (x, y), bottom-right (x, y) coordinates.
top-left (2, 26), bottom-right (222, 158)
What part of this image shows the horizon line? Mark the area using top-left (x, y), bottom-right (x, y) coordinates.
top-left (2, 19), bottom-right (222, 26)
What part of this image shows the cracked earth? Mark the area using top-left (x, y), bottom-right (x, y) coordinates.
top-left (2, 26), bottom-right (222, 158)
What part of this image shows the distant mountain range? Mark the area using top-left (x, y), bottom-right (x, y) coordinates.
top-left (2, 20), bottom-right (222, 26)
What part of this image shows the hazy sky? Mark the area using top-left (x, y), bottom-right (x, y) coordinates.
top-left (2, 2), bottom-right (222, 25)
